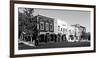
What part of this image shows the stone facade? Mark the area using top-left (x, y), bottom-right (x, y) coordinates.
top-left (67, 24), bottom-right (86, 42)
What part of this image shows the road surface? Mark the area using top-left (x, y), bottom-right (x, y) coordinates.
top-left (18, 41), bottom-right (90, 50)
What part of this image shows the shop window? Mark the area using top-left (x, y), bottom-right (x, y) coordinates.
top-left (40, 22), bottom-right (44, 30)
top-left (45, 22), bottom-right (49, 31)
top-left (50, 23), bottom-right (54, 32)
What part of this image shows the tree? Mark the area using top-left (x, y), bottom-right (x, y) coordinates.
top-left (18, 8), bottom-right (35, 38)
top-left (18, 7), bottom-right (40, 40)
top-left (23, 8), bottom-right (34, 17)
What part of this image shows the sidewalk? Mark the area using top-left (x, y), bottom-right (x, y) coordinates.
top-left (18, 40), bottom-right (36, 47)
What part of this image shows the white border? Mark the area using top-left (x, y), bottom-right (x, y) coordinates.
top-left (14, 4), bottom-right (94, 55)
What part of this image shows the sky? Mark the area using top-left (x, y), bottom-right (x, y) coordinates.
top-left (33, 8), bottom-right (90, 32)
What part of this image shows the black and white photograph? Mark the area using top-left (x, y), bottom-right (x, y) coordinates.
top-left (18, 7), bottom-right (91, 50)
top-left (10, 1), bottom-right (96, 57)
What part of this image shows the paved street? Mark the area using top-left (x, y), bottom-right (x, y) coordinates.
top-left (18, 41), bottom-right (90, 50)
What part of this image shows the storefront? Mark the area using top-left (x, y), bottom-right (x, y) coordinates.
top-left (33, 15), bottom-right (55, 43)
top-left (67, 24), bottom-right (86, 42)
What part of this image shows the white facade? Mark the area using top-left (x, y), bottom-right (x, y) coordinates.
top-left (67, 26), bottom-right (76, 42)
top-left (54, 19), bottom-right (58, 34)
top-left (54, 19), bottom-right (68, 35)
top-left (57, 19), bottom-right (68, 34)
top-left (67, 24), bottom-right (87, 42)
